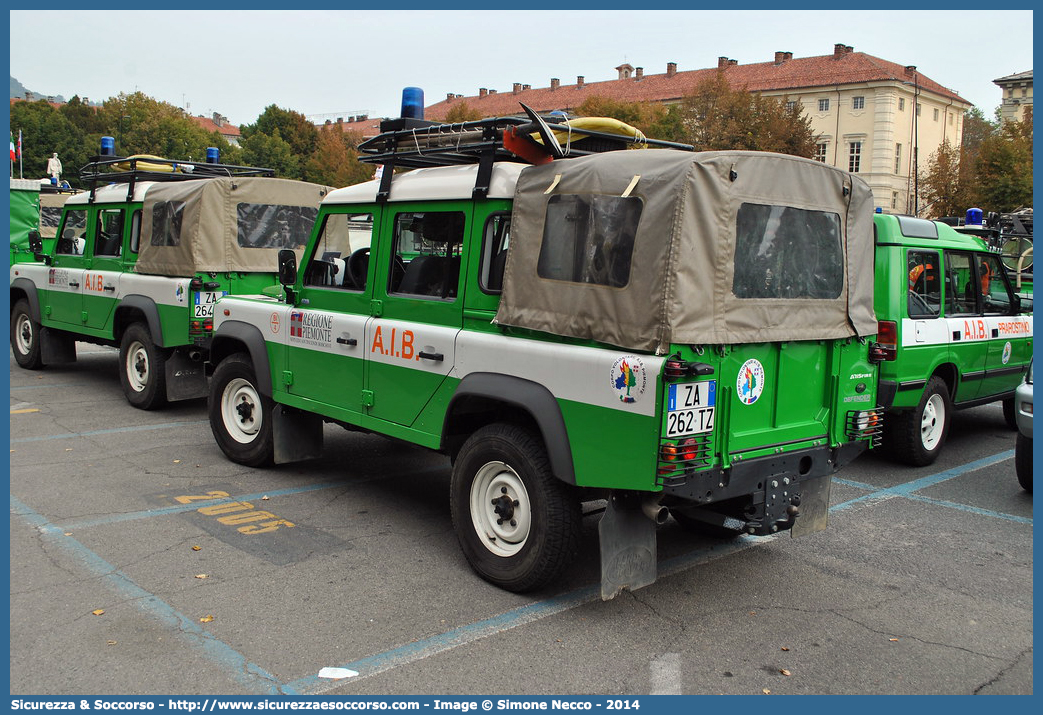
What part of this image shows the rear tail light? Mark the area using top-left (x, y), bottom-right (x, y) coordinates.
top-left (870, 321), bottom-right (897, 362)
top-left (656, 435), bottom-right (712, 483)
top-left (846, 407), bottom-right (885, 446)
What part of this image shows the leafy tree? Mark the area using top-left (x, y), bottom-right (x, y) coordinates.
top-left (975, 110), bottom-right (1033, 212)
top-left (9, 99), bottom-right (88, 183)
top-left (240, 129), bottom-right (299, 178)
top-left (241, 105), bottom-right (318, 163)
top-left (574, 96), bottom-right (669, 137)
top-left (303, 128), bottom-right (374, 187)
top-left (920, 107), bottom-right (1032, 216)
top-left (444, 102), bottom-right (484, 123)
top-left (667, 72), bottom-right (817, 157)
top-left (918, 140), bottom-right (973, 217)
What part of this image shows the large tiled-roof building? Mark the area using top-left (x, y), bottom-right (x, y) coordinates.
top-left (427, 43), bottom-right (971, 215)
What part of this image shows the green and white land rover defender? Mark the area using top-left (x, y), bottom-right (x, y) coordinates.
top-left (206, 114), bottom-right (884, 597)
top-left (10, 154), bottom-right (330, 409)
top-left (873, 213), bottom-right (1033, 466)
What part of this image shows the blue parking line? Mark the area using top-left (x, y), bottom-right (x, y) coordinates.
top-left (10, 448), bottom-right (1024, 695)
top-left (10, 382), bottom-right (96, 390)
top-left (10, 420), bottom-right (209, 443)
top-left (902, 493), bottom-right (1032, 524)
top-left (10, 494), bottom-right (287, 695)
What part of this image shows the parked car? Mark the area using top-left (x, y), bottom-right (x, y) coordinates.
top-left (205, 108), bottom-right (884, 598)
top-left (10, 151), bottom-right (331, 409)
top-left (872, 214), bottom-right (1033, 466)
top-left (1015, 361), bottom-right (1032, 492)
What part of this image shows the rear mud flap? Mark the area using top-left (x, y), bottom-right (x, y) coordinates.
top-left (40, 327), bottom-right (76, 364)
top-left (791, 475), bottom-right (832, 538)
top-left (273, 406), bottom-right (324, 464)
top-left (599, 493), bottom-right (657, 600)
top-left (164, 350), bottom-right (207, 402)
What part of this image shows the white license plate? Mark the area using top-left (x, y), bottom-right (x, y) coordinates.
top-left (666, 381), bottom-right (716, 437)
top-left (193, 291), bottom-right (226, 319)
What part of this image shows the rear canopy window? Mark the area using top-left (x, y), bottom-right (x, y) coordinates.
top-left (151, 201), bottom-right (186, 246)
top-left (733, 202), bottom-right (843, 299)
top-left (537, 194), bottom-right (642, 288)
top-left (236, 203), bottom-right (318, 249)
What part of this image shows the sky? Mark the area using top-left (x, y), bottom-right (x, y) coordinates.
top-left (8, 9), bottom-right (1035, 127)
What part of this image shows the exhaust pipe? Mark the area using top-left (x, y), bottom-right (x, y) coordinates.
top-left (641, 496), bottom-right (669, 525)
top-left (187, 349), bottom-right (203, 362)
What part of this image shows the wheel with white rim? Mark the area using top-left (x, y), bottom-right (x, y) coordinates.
top-left (208, 352), bottom-right (274, 467)
top-left (119, 323), bottom-right (167, 410)
top-left (10, 299), bottom-right (43, 369)
top-left (450, 423), bottom-right (580, 592)
top-left (887, 376), bottom-right (952, 467)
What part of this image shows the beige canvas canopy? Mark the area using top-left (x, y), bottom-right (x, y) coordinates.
top-left (495, 149), bottom-right (876, 354)
top-left (136, 177), bottom-right (332, 276)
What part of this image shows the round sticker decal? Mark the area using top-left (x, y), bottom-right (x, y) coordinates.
top-left (737, 359), bottom-right (765, 406)
top-left (1002, 341), bottom-right (1012, 365)
top-left (610, 355), bottom-right (647, 405)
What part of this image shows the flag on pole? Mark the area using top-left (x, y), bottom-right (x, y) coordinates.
top-left (9, 132), bottom-right (14, 162)
top-left (17, 130), bottom-right (22, 160)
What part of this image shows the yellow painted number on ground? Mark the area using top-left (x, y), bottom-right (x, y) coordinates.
top-left (174, 491), bottom-right (295, 534)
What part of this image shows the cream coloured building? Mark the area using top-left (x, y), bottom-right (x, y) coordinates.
top-left (426, 43), bottom-right (971, 215)
top-left (994, 70), bottom-right (1032, 124)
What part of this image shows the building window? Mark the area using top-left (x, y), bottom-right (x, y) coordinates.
top-left (818, 98), bottom-right (830, 112)
top-left (849, 142), bottom-right (862, 173)
top-left (895, 144), bottom-right (902, 174)
top-left (785, 101), bottom-right (796, 112)
top-left (814, 143), bottom-right (828, 162)
top-left (949, 114), bottom-right (953, 125)
top-left (933, 108), bottom-right (939, 121)
top-left (916, 103), bottom-right (922, 116)
top-left (899, 98), bottom-right (905, 111)
top-left (1022, 88), bottom-right (1028, 98)
top-left (892, 191), bottom-right (899, 210)
top-left (852, 96), bottom-right (865, 110)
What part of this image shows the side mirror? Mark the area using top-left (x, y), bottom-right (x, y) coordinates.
top-left (278, 249), bottom-right (298, 286)
top-left (28, 230), bottom-right (50, 264)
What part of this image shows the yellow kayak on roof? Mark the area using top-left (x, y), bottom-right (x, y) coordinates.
top-left (533, 116), bottom-right (648, 147)
top-left (114, 155), bottom-right (195, 173)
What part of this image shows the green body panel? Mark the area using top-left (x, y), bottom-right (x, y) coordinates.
top-left (873, 214), bottom-right (1032, 410)
top-left (560, 399), bottom-right (660, 490)
top-left (9, 188), bottom-right (39, 263)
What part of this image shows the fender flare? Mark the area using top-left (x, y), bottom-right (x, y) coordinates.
top-left (210, 320), bottom-right (275, 398)
top-left (114, 295), bottom-right (165, 347)
top-left (446, 372), bottom-right (576, 484)
top-left (10, 277), bottom-right (41, 322)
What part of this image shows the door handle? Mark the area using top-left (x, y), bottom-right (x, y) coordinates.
top-left (103, 285), bottom-right (116, 292)
top-left (418, 350), bottom-right (444, 362)
top-left (69, 281), bottom-right (80, 288)
top-left (336, 337), bottom-right (358, 346)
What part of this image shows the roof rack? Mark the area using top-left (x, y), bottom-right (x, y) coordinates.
top-left (357, 105), bottom-right (693, 201)
top-left (79, 154), bottom-right (275, 203)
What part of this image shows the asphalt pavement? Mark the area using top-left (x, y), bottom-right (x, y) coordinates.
top-left (8, 345), bottom-right (1033, 695)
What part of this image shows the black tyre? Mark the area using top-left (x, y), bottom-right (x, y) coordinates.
top-left (888, 376), bottom-right (952, 467)
top-left (10, 299), bottom-right (43, 370)
top-left (1015, 433), bottom-right (1032, 493)
top-left (119, 323), bottom-right (168, 410)
top-left (670, 508), bottom-right (744, 539)
top-left (1002, 397), bottom-right (1018, 430)
top-left (450, 424), bottom-right (581, 592)
top-left (208, 353), bottom-right (274, 467)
